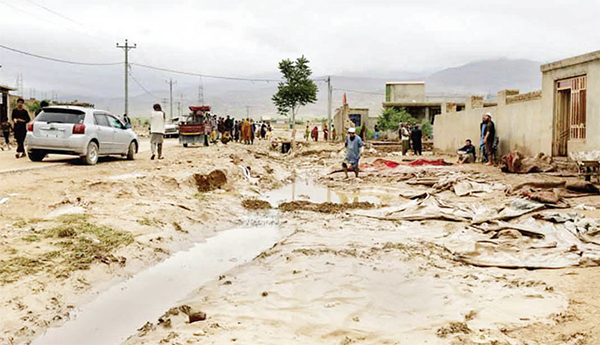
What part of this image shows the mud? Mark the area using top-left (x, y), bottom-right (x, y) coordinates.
top-left (193, 170), bottom-right (227, 192)
top-left (278, 200), bottom-right (375, 213)
top-left (242, 199), bottom-right (273, 210)
top-left (4, 136), bottom-right (600, 345)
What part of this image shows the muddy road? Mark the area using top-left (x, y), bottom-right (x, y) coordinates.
top-left (1, 137), bottom-right (600, 345)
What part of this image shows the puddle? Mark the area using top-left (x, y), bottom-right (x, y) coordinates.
top-left (32, 225), bottom-right (281, 345)
top-left (107, 173), bottom-right (146, 181)
top-left (48, 206), bottom-right (86, 218)
top-left (265, 179), bottom-right (390, 205)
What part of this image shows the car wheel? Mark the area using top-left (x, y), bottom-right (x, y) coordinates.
top-left (83, 141), bottom-right (99, 165)
top-left (28, 149), bottom-right (45, 162)
top-left (127, 141), bottom-right (136, 160)
top-left (183, 143), bottom-right (188, 148)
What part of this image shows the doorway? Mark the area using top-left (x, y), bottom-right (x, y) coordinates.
top-left (553, 75), bottom-right (587, 157)
top-left (555, 89), bottom-right (570, 156)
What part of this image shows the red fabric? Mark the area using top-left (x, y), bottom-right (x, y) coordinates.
top-left (372, 158), bottom-right (401, 168)
top-left (407, 159), bottom-right (452, 166)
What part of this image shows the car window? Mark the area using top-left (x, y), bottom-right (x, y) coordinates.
top-left (94, 114), bottom-right (110, 127)
top-left (107, 115), bottom-right (124, 129)
top-left (37, 111), bottom-right (85, 124)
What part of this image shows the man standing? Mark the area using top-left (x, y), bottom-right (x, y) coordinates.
top-left (400, 123), bottom-right (410, 155)
top-left (1, 102), bottom-right (11, 151)
top-left (411, 124), bottom-right (423, 156)
top-left (479, 114), bottom-right (488, 163)
top-left (150, 103), bottom-right (166, 160)
top-left (483, 113), bottom-right (496, 166)
top-left (11, 98), bottom-right (30, 159)
top-left (342, 127), bottom-right (364, 178)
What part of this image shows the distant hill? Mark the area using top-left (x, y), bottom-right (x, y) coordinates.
top-left (10, 57), bottom-right (543, 120)
top-left (425, 59), bottom-right (542, 95)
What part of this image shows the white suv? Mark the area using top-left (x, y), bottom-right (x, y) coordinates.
top-left (26, 106), bottom-right (139, 165)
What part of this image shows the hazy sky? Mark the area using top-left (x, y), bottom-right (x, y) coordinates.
top-left (0, 0), bottom-right (599, 109)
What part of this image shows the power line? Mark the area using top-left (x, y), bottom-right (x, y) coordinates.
top-left (333, 88), bottom-right (384, 95)
top-left (24, 0), bottom-right (84, 26)
top-left (130, 62), bottom-right (282, 82)
top-left (0, 43), bottom-right (121, 66)
top-left (129, 72), bottom-right (159, 100)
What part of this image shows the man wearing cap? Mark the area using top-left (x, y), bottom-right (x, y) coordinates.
top-left (342, 127), bottom-right (364, 178)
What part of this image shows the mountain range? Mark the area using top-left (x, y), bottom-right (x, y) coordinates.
top-left (4, 58), bottom-right (544, 120)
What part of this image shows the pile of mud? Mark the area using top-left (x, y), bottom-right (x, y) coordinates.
top-left (278, 201), bottom-right (375, 213)
top-left (242, 199), bottom-right (273, 210)
top-left (193, 170), bottom-right (227, 192)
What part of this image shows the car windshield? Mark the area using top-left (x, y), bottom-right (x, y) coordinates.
top-left (36, 111), bottom-right (85, 124)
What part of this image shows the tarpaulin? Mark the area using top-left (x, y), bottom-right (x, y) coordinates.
top-left (408, 159), bottom-right (453, 166)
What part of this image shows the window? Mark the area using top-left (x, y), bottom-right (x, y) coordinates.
top-left (94, 114), bottom-right (110, 127)
top-left (37, 111), bottom-right (85, 124)
top-left (107, 115), bottom-right (124, 129)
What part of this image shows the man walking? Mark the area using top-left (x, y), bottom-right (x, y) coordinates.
top-left (482, 113), bottom-right (496, 165)
top-left (342, 127), bottom-right (364, 178)
top-left (11, 98), bottom-right (30, 159)
top-left (150, 103), bottom-right (166, 160)
top-left (411, 124), bottom-right (423, 156)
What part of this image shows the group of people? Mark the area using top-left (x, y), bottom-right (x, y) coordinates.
top-left (1, 98), bottom-right (33, 158)
top-left (398, 122), bottom-right (423, 156)
top-left (457, 112), bottom-right (498, 165)
top-left (305, 124), bottom-right (331, 142)
top-left (235, 118), bottom-right (273, 145)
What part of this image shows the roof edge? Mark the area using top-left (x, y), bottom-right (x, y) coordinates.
top-left (541, 50), bottom-right (600, 73)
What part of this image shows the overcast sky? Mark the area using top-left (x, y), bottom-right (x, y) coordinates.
top-left (0, 0), bottom-right (599, 106)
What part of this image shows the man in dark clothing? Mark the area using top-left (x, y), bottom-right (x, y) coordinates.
top-left (11, 98), bottom-right (30, 158)
top-left (458, 139), bottom-right (476, 164)
top-left (122, 113), bottom-right (132, 128)
top-left (483, 113), bottom-right (496, 165)
top-left (1, 103), bottom-right (11, 150)
top-left (411, 124), bottom-right (423, 155)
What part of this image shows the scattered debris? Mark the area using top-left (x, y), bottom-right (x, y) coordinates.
top-left (436, 321), bottom-right (471, 338)
top-left (500, 151), bottom-right (556, 173)
top-left (188, 311), bottom-right (207, 323)
top-left (278, 201), bottom-right (375, 213)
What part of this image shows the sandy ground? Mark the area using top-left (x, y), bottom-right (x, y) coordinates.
top-left (2, 134), bottom-right (600, 345)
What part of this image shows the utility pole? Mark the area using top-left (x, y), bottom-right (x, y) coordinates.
top-left (116, 39), bottom-right (137, 116)
top-left (178, 93), bottom-right (184, 118)
top-left (197, 77), bottom-right (204, 104)
top-left (327, 76), bottom-right (332, 141)
top-left (246, 106), bottom-right (250, 119)
top-left (166, 78), bottom-right (177, 121)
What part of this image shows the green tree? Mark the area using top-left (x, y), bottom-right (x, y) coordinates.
top-left (377, 107), bottom-right (416, 131)
top-left (272, 56), bottom-right (318, 148)
top-left (421, 121), bottom-right (433, 138)
top-left (26, 99), bottom-right (51, 116)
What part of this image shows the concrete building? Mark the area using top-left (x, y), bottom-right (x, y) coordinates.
top-left (383, 82), bottom-right (476, 124)
top-left (0, 85), bottom-right (17, 123)
top-left (433, 50), bottom-right (600, 158)
top-left (333, 104), bottom-right (375, 141)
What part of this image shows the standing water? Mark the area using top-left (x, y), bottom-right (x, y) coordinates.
top-left (32, 225), bottom-right (280, 345)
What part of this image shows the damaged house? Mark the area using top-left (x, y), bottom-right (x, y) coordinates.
top-left (434, 50), bottom-right (600, 158)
